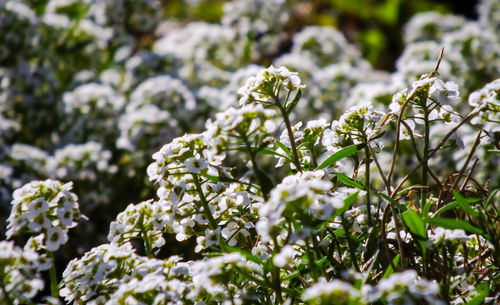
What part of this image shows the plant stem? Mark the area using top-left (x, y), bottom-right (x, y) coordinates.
top-left (192, 173), bottom-right (218, 229)
top-left (391, 111), bottom-right (476, 196)
top-left (241, 134), bottom-right (269, 200)
top-left (341, 214), bottom-right (360, 271)
top-left (421, 106), bottom-right (430, 207)
top-left (138, 213), bottom-right (154, 257)
top-left (48, 251), bottom-right (59, 299)
top-left (364, 140), bottom-right (373, 226)
top-left (271, 237), bottom-right (283, 304)
top-left (274, 97), bottom-right (302, 172)
top-left (0, 266), bottom-right (14, 305)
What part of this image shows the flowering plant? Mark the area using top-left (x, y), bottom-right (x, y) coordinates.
top-left (1, 0), bottom-right (499, 304)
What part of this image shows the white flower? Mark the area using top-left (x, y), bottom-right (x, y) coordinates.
top-left (302, 277), bottom-right (357, 304)
top-left (57, 201), bottom-right (76, 227)
top-left (45, 227), bottom-right (69, 251)
top-left (429, 79), bottom-right (460, 105)
top-left (27, 214), bottom-right (51, 232)
top-left (184, 157), bottom-right (208, 174)
top-left (273, 245), bottom-right (295, 267)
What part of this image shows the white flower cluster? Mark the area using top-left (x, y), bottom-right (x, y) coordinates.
top-left (205, 103), bottom-right (278, 152)
top-left (302, 277), bottom-right (360, 305)
top-left (107, 199), bottom-right (170, 251)
top-left (257, 170), bottom-right (343, 242)
top-left (0, 241), bottom-right (45, 304)
top-left (469, 78), bottom-right (500, 133)
top-left (291, 26), bottom-right (369, 68)
top-left (238, 65), bottom-right (305, 105)
top-left (60, 242), bottom-right (141, 304)
top-left (0, 1), bottom-right (37, 64)
top-left (47, 142), bottom-right (117, 182)
top-left (388, 76), bottom-right (461, 141)
top-left (427, 227), bottom-right (470, 246)
top-left (323, 101), bottom-right (385, 149)
top-left (6, 180), bottom-right (82, 251)
top-left (117, 75), bottom-right (197, 158)
top-left (61, 242), bottom-right (263, 305)
top-left (222, 0), bottom-right (290, 36)
top-left (275, 118), bottom-right (330, 169)
top-left (62, 83), bottom-right (125, 143)
top-left (403, 12), bottom-right (465, 44)
top-left (375, 270), bottom-right (442, 305)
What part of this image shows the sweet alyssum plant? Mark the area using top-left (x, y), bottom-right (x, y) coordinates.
top-left (2, 58), bottom-right (500, 304)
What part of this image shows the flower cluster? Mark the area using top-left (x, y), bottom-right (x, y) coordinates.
top-left (238, 65), bottom-right (305, 105)
top-left (107, 200), bottom-right (170, 253)
top-left (0, 241), bottom-right (45, 304)
top-left (469, 78), bottom-right (500, 133)
top-left (6, 180), bottom-right (83, 251)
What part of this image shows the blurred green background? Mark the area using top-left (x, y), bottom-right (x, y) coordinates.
top-left (164, 0), bottom-right (478, 71)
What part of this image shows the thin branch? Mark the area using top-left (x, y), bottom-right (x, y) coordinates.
top-left (391, 111), bottom-right (476, 196)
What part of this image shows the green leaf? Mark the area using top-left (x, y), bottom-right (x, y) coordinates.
top-left (485, 189), bottom-right (499, 209)
top-left (432, 201), bottom-right (459, 218)
top-left (219, 238), bottom-right (264, 265)
top-left (275, 140), bottom-right (292, 157)
top-left (286, 88), bottom-right (302, 115)
top-left (424, 218), bottom-right (484, 235)
top-left (422, 200), bottom-right (431, 219)
top-left (362, 250), bottom-right (380, 285)
top-left (453, 190), bottom-right (479, 217)
top-left (333, 191), bottom-right (359, 217)
top-left (433, 196), bottom-right (480, 218)
top-left (382, 254), bottom-right (400, 279)
top-left (316, 144), bottom-right (364, 170)
top-left (379, 192), bottom-right (406, 212)
top-left (199, 171), bottom-right (220, 183)
top-left (334, 172), bottom-right (365, 190)
top-left (465, 282), bottom-right (489, 305)
top-left (281, 271), bottom-right (301, 281)
top-left (402, 210), bottom-right (426, 239)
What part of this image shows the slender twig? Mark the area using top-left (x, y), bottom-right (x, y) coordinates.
top-left (439, 131), bottom-right (483, 206)
top-left (390, 203), bottom-right (406, 268)
top-left (388, 47), bottom-right (444, 192)
top-left (381, 204), bottom-right (396, 271)
top-left (400, 120), bottom-right (442, 188)
top-left (391, 111), bottom-right (477, 196)
top-left (460, 158), bottom-right (479, 192)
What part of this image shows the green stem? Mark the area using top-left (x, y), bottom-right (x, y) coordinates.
top-left (138, 213), bottom-right (154, 257)
top-left (364, 140), bottom-right (373, 226)
top-left (192, 173), bottom-right (218, 229)
top-left (421, 107), bottom-right (430, 207)
top-left (274, 97), bottom-right (302, 172)
top-left (48, 251), bottom-right (59, 299)
top-left (0, 266), bottom-right (14, 305)
top-left (241, 134), bottom-right (269, 200)
top-left (341, 215), bottom-right (360, 271)
top-left (271, 237), bottom-right (283, 304)
top-left (442, 247), bottom-right (450, 302)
